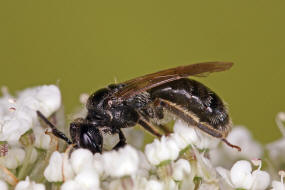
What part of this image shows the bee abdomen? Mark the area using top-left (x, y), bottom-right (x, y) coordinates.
top-left (149, 78), bottom-right (230, 130)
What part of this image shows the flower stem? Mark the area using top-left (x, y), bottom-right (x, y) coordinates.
top-left (17, 145), bottom-right (33, 180)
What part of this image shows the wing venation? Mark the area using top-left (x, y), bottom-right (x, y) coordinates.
top-left (114, 62), bottom-right (233, 100)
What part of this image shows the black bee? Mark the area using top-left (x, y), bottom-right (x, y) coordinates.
top-left (37, 62), bottom-right (241, 153)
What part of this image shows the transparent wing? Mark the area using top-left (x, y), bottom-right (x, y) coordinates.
top-left (114, 62), bottom-right (233, 100)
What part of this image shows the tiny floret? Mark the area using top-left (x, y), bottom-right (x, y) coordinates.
top-left (100, 145), bottom-right (139, 177)
top-left (272, 181), bottom-right (285, 190)
top-left (172, 159), bottom-right (191, 181)
top-left (0, 180), bottom-right (8, 190)
top-left (173, 119), bottom-right (219, 150)
top-left (70, 148), bottom-right (94, 174)
top-left (217, 160), bottom-right (270, 190)
top-left (145, 136), bottom-right (179, 166)
top-left (74, 169), bottom-right (100, 190)
top-left (15, 177), bottom-right (45, 190)
top-left (145, 179), bottom-right (164, 190)
top-left (1, 147), bottom-right (25, 169)
top-left (61, 180), bottom-right (82, 190)
top-left (230, 160), bottom-right (254, 189)
top-left (44, 151), bottom-right (74, 182)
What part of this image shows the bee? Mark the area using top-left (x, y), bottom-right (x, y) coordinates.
top-left (37, 61), bottom-right (241, 153)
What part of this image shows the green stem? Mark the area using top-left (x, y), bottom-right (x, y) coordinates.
top-left (17, 145), bottom-right (33, 180)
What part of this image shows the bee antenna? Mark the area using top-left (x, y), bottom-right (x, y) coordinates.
top-left (36, 111), bottom-right (73, 144)
top-left (222, 138), bottom-right (241, 152)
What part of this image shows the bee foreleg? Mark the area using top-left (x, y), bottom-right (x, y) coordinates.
top-left (113, 129), bottom-right (127, 150)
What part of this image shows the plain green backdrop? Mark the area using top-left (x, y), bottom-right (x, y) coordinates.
top-left (0, 1), bottom-right (284, 143)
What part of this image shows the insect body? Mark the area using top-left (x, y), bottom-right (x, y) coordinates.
top-left (37, 62), bottom-right (241, 153)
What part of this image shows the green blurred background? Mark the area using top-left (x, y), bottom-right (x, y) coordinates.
top-left (0, 0), bottom-right (284, 143)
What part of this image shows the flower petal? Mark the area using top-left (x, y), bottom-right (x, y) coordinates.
top-left (230, 160), bottom-right (253, 189)
top-left (251, 170), bottom-right (270, 190)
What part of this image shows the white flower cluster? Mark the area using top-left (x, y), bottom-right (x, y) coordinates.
top-left (0, 85), bottom-right (61, 189)
top-left (0, 85), bottom-right (61, 145)
top-left (217, 160), bottom-right (270, 189)
top-left (210, 126), bottom-right (263, 168)
top-left (0, 85), bottom-right (285, 190)
top-left (145, 119), bottom-right (220, 166)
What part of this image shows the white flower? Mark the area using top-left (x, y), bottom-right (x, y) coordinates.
top-left (216, 160), bottom-right (270, 190)
top-left (136, 151), bottom-right (153, 177)
top-left (70, 149), bottom-right (94, 174)
top-left (44, 151), bottom-right (74, 182)
top-left (93, 153), bottom-right (105, 176)
top-left (0, 85), bottom-right (61, 145)
top-left (267, 138), bottom-right (285, 167)
top-left (94, 148), bottom-right (145, 178)
top-left (74, 169), bottom-right (100, 190)
top-left (194, 148), bottom-right (217, 182)
top-left (15, 176), bottom-right (45, 190)
top-left (108, 177), bottom-right (164, 190)
top-left (172, 159), bottom-right (191, 181)
top-left (173, 119), bottom-right (219, 150)
top-left (0, 180), bottom-right (8, 190)
top-left (271, 170), bottom-right (285, 190)
top-left (17, 85), bottom-right (61, 117)
top-left (163, 179), bottom-right (178, 190)
top-left (180, 175), bottom-right (195, 190)
top-left (145, 179), bottom-right (164, 190)
top-left (33, 126), bottom-right (51, 150)
top-left (210, 126), bottom-right (262, 167)
top-left (61, 169), bottom-right (100, 190)
top-left (61, 180), bottom-right (82, 190)
top-left (0, 113), bottom-right (33, 145)
top-left (272, 181), bottom-right (285, 190)
top-left (199, 183), bottom-right (219, 190)
top-left (275, 112), bottom-right (285, 136)
top-left (173, 120), bottom-right (199, 147)
top-left (99, 145), bottom-right (139, 177)
top-left (108, 178), bottom-right (129, 190)
top-left (224, 127), bottom-right (262, 159)
top-left (145, 135), bottom-right (179, 166)
top-left (0, 87), bottom-right (12, 116)
top-left (266, 113), bottom-right (285, 168)
top-left (0, 147), bottom-right (25, 169)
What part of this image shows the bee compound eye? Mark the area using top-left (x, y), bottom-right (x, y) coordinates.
top-left (80, 128), bottom-right (103, 153)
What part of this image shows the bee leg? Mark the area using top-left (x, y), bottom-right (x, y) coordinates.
top-left (157, 124), bottom-right (171, 135)
top-left (113, 129), bottom-right (127, 150)
top-left (222, 139), bottom-right (241, 152)
top-left (153, 107), bottom-right (171, 134)
top-left (138, 119), bottom-right (162, 138)
top-left (37, 111), bottom-right (72, 144)
top-left (140, 107), bottom-right (171, 135)
top-left (153, 99), bottom-right (241, 152)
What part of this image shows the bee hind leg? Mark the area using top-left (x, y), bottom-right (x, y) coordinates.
top-left (157, 124), bottom-right (171, 135)
top-left (153, 98), bottom-right (242, 152)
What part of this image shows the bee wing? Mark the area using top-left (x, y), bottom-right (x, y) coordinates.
top-left (114, 62), bottom-right (233, 100)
